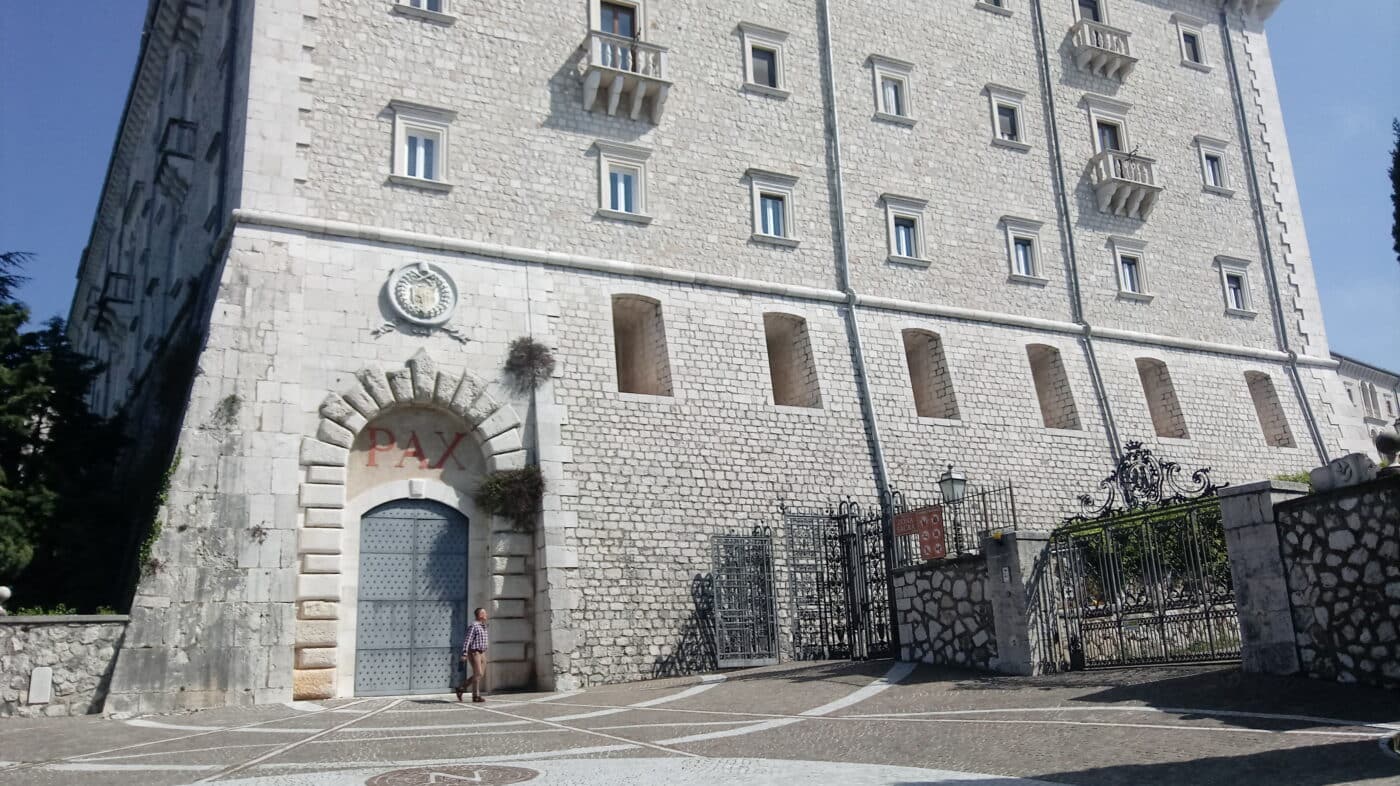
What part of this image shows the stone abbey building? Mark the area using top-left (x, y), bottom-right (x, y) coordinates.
top-left (70, 0), bottom-right (1375, 712)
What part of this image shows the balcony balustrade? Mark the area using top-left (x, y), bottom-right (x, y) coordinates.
top-left (582, 31), bottom-right (671, 123)
top-left (1070, 19), bottom-right (1137, 80)
top-left (1088, 150), bottom-right (1162, 220)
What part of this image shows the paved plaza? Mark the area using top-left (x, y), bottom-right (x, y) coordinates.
top-left (1, 662), bottom-right (1397, 785)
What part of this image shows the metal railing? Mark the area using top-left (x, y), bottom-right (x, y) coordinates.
top-left (890, 484), bottom-right (1019, 570)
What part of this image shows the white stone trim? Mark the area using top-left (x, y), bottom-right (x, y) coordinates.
top-left (746, 168), bottom-right (800, 245)
top-left (738, 22), bottom-right (790, 98)
top-left (1216, 255), bottom-right (1257, 317)
top-left (985, 83), bottom-right (1030, 151)
top-left (228, 211), bottom-right (1340, 369)
top-left (1000, 215), bottom-right (1047, 284)
top-left (594, 140), bottom-right (652, 222)
top-left (589, 0), bottom-right (645, 36)
top-left (390, 0), bottom-right (456, 25)
top-left (882, 193), bottom-right (930, 266)
top-left (1082, 93), bottom-right (1132, 153)
top-left (1173, 13), bottom-right (1211, 71)
top-left (975, 0), bottom-right (1013, 17)
top-left (293, 349), bottom-right (528, 700)
top-left (869, 55), bottom-right (915, 125)
top-left (389, 100), bottom-right (456, 186)
top-left (1194, 135), bottom-right (1235, 197)
top-left (1108, 236), bottom-right (1152, 301)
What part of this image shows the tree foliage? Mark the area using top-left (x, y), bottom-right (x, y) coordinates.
top-left (0, 252), bottom-right (127, 609)
top-left (1391, 119), bottom-right (1399, 265)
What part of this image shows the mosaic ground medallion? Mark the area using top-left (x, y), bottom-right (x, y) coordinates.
top-left (364, 764), bottom-right (538, 785)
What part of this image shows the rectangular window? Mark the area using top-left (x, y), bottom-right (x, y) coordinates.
top-left (1205, 154), bottom-right (1224, 188)
top-left (752, 47), bottom-right (778, 88)
top-left (1014, 238), bottom-right (1036, 277)
top-left (760, 193), bottom-right (786, 237)
top-left (882, 78), bottom-right (904, 116)
top-left (609, 167), bottom-right (638, 213)
top-left (600, 2), bottom-right (636, 37)
top-left (1182, 31), bottom-right (1202, 63)
top-left (894, 217), bottom-right (918, 258)
top-left (595, 140), bottom-right (651, 222)
top-left (1225, 274), bottom-right (1246, 311)
top-left (997, 105), bottom-right (1020, 142)
top-left (410, 0), bottom-right (442, 11)
top-left (406, 133), bottom-right (437, 180)
top-left (1096, 120), bottom-right (1123, 152)
top-left (1078, 0), bottom-right (1102, 23)
top-left (1119, 255), bottom-right (1142, 293)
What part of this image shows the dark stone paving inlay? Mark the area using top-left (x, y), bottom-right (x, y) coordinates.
top-left (364, 764), bottom-right (539, 785)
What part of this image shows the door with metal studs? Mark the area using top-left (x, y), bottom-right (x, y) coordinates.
top-left (355, 500), bottom-right (470, 696)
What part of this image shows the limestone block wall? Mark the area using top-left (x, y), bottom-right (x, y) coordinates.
top-left (894, 558), bottom-right (997, 671)
top-left (1275, 476), bottom-right (1400, 688)
top-left (0, 617), bottom-right (128, 717)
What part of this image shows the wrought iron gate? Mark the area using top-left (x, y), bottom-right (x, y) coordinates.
top-left (711, 528), bottom-right (779, 668)
top-left (1043, 443), bottom-right (1239, 670)
top-left (786, 501), bottom-right (894, 662)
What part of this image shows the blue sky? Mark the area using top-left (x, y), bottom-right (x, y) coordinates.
top-left (2, 2), bottom-right (1397, 367)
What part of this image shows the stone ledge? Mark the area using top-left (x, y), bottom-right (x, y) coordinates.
top-left (1220, 479), bottom-right (1309, 498)
top-left (0, 615), bottom-right (131, 625)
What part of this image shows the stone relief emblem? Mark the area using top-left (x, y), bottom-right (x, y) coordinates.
top-left (374, 262), bottom-right (471, 343)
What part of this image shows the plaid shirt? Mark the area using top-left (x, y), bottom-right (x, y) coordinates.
top-left (462, 621), bottom-right (489, 655)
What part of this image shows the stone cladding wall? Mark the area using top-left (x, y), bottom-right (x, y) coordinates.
top-left (0, 617), bottom-right (128, 717)
top-left (1276, 476), bottom-right (1400, 688)
top-left (893, 558), bottom-right (997, 671)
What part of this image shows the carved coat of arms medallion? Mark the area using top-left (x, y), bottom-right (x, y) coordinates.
top-left (376, 262), bottom-right (471, 343)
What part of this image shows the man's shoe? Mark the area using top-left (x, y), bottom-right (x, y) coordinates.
top-left (455, 687), bottom-right (464, 702)
top-left (472, 696), bottom-right (485, 703)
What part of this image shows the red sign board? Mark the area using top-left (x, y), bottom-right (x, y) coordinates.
top-left (893, 507), bottom-right (947, 561)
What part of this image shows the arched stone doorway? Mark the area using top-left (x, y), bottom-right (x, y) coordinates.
top-left (293, 351), bottom-right (533, 700)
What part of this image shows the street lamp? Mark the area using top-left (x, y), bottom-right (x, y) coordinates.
top-left (938, 464), bottom-right (967, 505)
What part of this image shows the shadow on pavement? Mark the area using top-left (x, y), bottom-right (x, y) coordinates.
top-left (888, 737), bottom-right (1399, 786)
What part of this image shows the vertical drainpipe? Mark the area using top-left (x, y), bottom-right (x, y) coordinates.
top-left (816, 0), bottom-right (899, 657)
top-left (1027, 0), bottom-right (1122, 462)
top-left (1218, 10), bottom-right (1330, 465)
top-left (815, 0), bottom-right (890, 500)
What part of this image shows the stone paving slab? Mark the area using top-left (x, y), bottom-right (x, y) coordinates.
top-left (0, 661), bottom-right (1395, 785)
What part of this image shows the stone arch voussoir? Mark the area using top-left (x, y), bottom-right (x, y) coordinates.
top-left (291, 349), bottom-right (526, 700)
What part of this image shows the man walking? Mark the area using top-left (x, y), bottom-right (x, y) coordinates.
top-left (456, 607), bottom-right (489, 702)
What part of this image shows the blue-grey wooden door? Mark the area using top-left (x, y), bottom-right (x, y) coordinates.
top-left (355, 500), bottom-right (469, 696)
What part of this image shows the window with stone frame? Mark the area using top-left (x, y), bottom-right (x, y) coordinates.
top-left (1027, 344), bottom-right (1081, 430)
top-left (389, 100), bottom-right (455, 190)
top-left (763, 313), bottom-right (821, 408)
top-left (870, 55), bottom-right (915, 125)
top-left (1135, 358), bottom-right (1189, 439)
top-left (1245, 371), bottom-right (1296, 448)
top-left (392, 0), bottom-right (455, 22)
top-left (1174, 13), bottom-right (1211, 71)
top-left (902, 329), bottom-right (960, 420)
top-left (739, 23), bottom-right (789, 97)
top-left (611, 295), bottom-right (673, 396)
top-left (986, 84), bottom-right (1029, 150)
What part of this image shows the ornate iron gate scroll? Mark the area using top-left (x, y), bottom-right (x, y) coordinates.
top-left (785, 502), bottom-right (894, 662)
top-left (1045, 442), bottom-right (1237, 670)
top-left (712, 528), bottom-right (779, 668)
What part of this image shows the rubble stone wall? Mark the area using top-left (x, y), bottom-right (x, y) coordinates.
top-left (1275, 476), bottom-right (1400, 688)
top-left (0, 616), bottom-right (128, 717)
top-left (893, 557), bottom-right (997, 671)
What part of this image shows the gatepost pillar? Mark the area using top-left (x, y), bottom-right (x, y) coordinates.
top-left (983, 531), bottom-right (1051, 676)
top-left (1219, 480), bottom-right (1309, 676)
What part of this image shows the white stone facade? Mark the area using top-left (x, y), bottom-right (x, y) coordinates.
top-left (1333, 353), bottom-right (1400, 461)
top-left (70, 0), bottom-right (1374, 710)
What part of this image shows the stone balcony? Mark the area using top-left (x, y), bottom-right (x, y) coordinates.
top-left (1087, 150), bottom-right (1162, 220)
top-left (582, 31), bottom-right (671, 123)
top-left (1070, 19), bottom-right (1137, 80)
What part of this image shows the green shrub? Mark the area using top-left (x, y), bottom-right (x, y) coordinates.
top-left (474, 467), bottom-right (545, 527)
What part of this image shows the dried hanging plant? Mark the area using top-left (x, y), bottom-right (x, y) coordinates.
top-left (473, 466), bottom-right (546, 527)
top-left (503, 336), bottom-right (555, 392)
